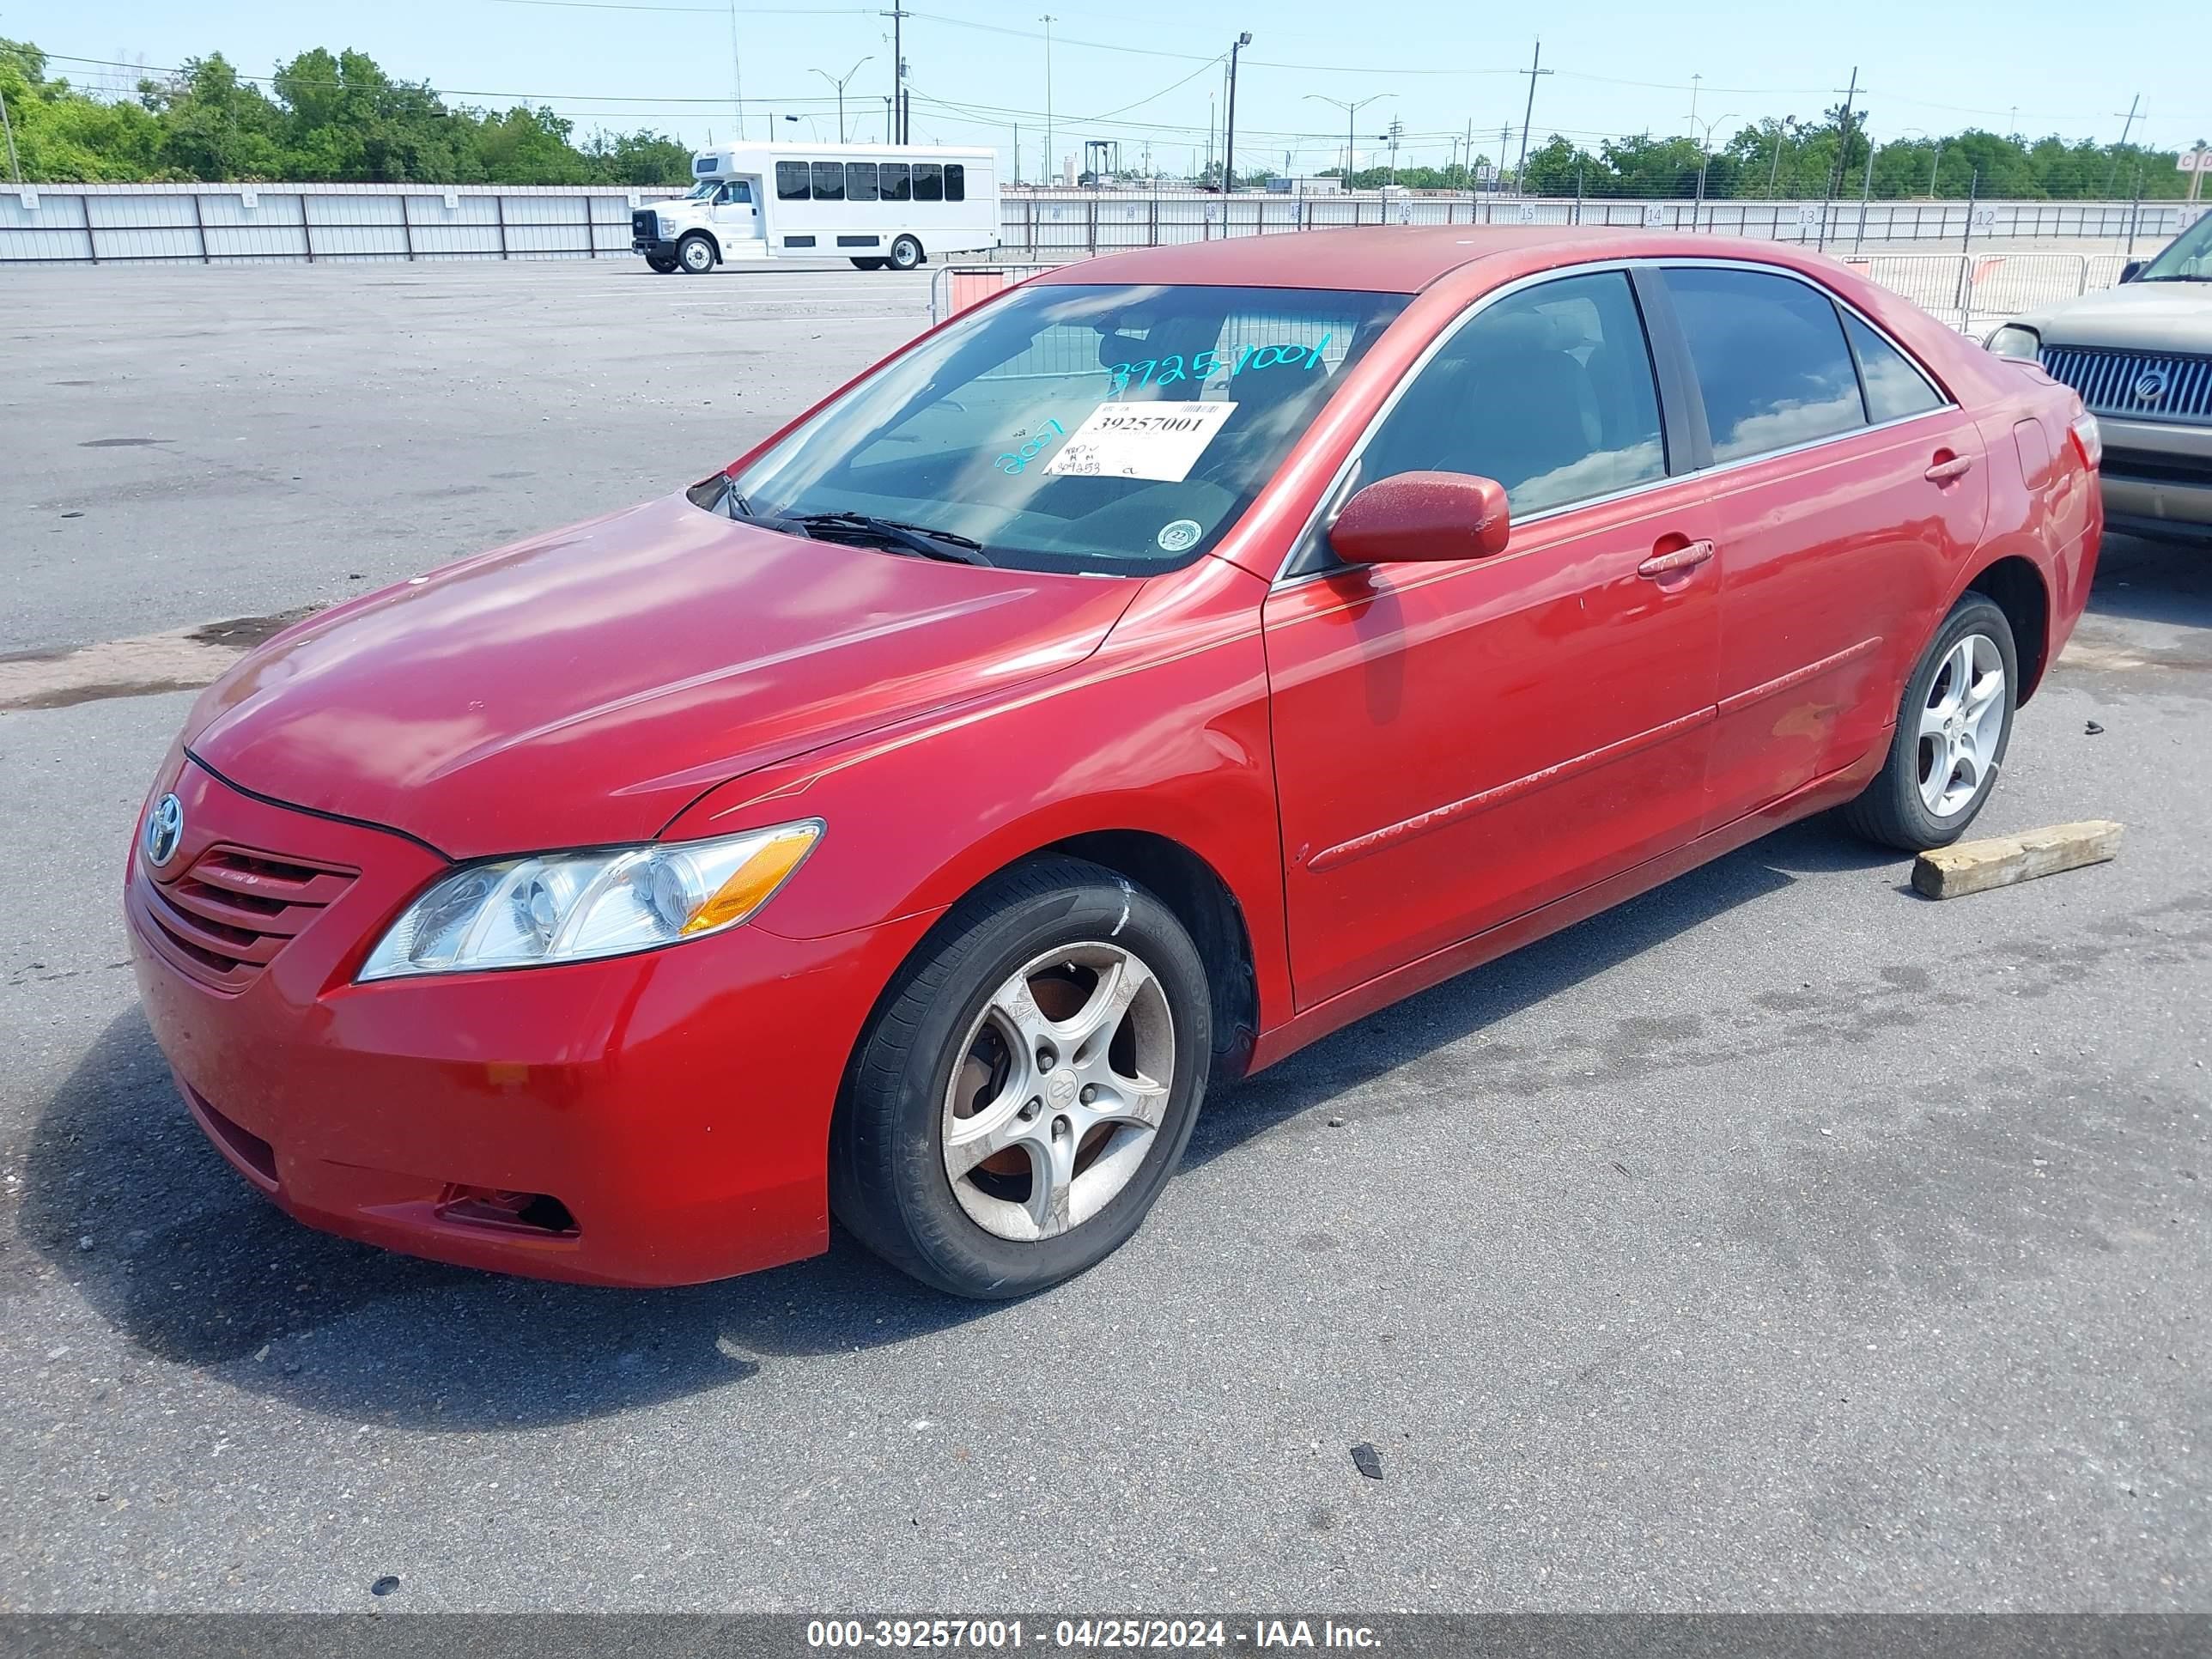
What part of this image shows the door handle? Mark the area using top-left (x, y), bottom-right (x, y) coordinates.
top-left (1638, 538), bottom-right (1716, 579)
top-left (1924, 453), bottom-right (1975, 483)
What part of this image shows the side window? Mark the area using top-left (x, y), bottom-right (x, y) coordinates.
top-left (1354, 270), bottom-right (1668, 520)
top-left (725, 180), bottom-right (752, 204)
top-left (845, 162), bottom-right (879, 203)
top-left (811, 161), bottom-right (845, 202)
top-left (1664, 267), bottom-right (1866, 462)
top-left (879, 163), bottom-right (912, 203)
top-left (1841, 311), bottom-right (1945, 423)
top-left (776, 161), bottom-right (809, 201)
top-left (945, 164), bottom-right (966, 203)
top-left (913, 163), bottom-right (944, 203)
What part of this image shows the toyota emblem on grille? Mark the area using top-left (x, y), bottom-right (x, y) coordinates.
top-left (2132, 368), bottom-right (2169, 404)
top-left (143, 793), bottom-right (185, 868)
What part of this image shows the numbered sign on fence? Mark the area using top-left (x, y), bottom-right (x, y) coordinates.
top-left (1517, 202), bottom-right (1539, 223)
top-left (1972, 206), bottom-right (1998, 232)
top-left (1796, 204), bottom-right (1822, 229)
top-left (1643, 203), bottom-right (1668, 228)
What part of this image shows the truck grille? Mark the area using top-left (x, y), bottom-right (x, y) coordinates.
top-left (2039, 345), bottom-right (2212, 426)
top-left (132, 844), bottom-right (357, 995)
top-left (631, 210), bottom-right (659, 240)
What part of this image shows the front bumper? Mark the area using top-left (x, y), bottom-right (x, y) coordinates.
top-left (2096, 414), bottom-right (2212, 537)
top-left (125, 757), bottom-right (932, 1286)
top-left (633, 237), bottom-right (678, 258)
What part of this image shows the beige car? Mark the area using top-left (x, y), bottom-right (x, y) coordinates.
top-left (1988, 211), bottom-right (2212, 540)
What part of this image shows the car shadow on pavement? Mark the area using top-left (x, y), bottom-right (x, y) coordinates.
top-left (15, 1010), bottom-right (997, 1430)
top-left (17, 817), bottom-right (1890, 1431)
top-left (1186, 817), bottom-right (1899, 1168)
top-left (2084, 533), bottom-right (2212, 630)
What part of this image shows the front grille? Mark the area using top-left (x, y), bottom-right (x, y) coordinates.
top-left (631, 210), bottom-right (659, 240)
top-left (2039, 345), bottom-right (2212, 426)
top-left (134, 843), bottom-right (356, 994)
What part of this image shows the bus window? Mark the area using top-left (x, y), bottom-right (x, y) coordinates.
top-left (879, 163), bottom-right (911, 203)
top-left (776, 161), bottom-right (809, 201)
top-left (811, 161), bottom-right (846, 202)
top-left (914, 164), bottom-right (943, 203)
top-left (721, 180), bottom-right (753, 204)
top-left (846, 162), bottom-right (880, 203)
top-left (945, 165), bottom-right (965, 203)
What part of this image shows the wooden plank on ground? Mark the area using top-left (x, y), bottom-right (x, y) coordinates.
top-left (1911, 820), bottom-right (2124, 900)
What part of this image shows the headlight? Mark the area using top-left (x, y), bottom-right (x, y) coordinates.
top-left (358, 820), bottom-right (821, 981)
top-left (1985, 325), bottom-right (2042, 361)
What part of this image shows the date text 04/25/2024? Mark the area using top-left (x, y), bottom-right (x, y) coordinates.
top-left (803, 1619), bottom-right (1382, 1650)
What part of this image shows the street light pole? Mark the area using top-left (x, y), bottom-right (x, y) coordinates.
top-left (1305, 93), bottom-right (1389, 195)
top-left (1040, 15), bottom-right (1057, 185)
top-left (0, 77), bottom-right (20, 188)
top-left (1223, 32), bottom-right (1252, 199)
top-left (1515, 38), bottom-right (1550, 188)
top-left (811, 57), bottom-right (872, 144)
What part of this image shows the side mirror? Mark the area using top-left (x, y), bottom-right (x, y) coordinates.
top-left (1329, 471), bottom-right (1511, 565)
top-left (2120, 260), bottom-right (2143, 283)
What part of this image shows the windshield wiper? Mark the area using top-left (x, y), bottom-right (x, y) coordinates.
top-left (772, 510), bottom-right (995, 567)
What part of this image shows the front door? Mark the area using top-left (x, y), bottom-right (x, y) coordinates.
top-left (710, 179), bottom-right (763, 251)
top-left (1264, 270), bottom-right (1723, 1009)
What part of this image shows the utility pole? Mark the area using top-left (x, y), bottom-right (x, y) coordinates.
top-left (1384, 116), bottom-right (1402, 186)
top-left (1223, 31), bottom-right (1252, 197)
top-left (1041, 15), bottom-right (1058, 185)
top-left (1818, 64), bottom-right (1856, 252)
top-left (1767, 118), bottom-right (1789, 197)
top-left (1305, 93), bottom-right (1389, 193)
top-left (1012, 120), bottom-right (1021, 185)
top-left (885, 1), bottom-right (908, 143)
top-left (812, 57), bottom-right (872, 144)
top-left (2191, 142), bottom-right (2209, 206)
top-left (1856, 131), bottom-right (1877, 253)
top-left (726, 2), bottom-right (747, 142)
top-left (0, 76), bottom-right (19, 187)
top-left (2107, 94), bottom-right (2141, 193)
top-left (1687, 72), bottom-right (1700, 140)
top-left (1499, 125), bottom-right (1510, 192)
top-left (1516, 39), bottom-right (1550, 188)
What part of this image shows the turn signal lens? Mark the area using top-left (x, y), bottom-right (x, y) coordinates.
top-left (2068, 411), bottom-right (2102, 471)
top-left (677, 825), bottom-right (821, 934)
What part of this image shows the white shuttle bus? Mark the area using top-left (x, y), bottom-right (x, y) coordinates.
top-left (631, 143), bottom-right (1001, 274)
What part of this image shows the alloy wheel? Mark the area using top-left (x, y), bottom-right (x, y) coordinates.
top-left (1917, 632), bottom-right (2006, 817)
top-left (939, 941), bottom-right (1176, 1243)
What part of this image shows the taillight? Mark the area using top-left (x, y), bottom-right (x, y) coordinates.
top-left (2068, 411), bottom-right (2101, 471)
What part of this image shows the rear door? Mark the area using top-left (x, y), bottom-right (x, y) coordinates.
top-left (1656, 264), bottom-right (1990, 824)
top-left (1263, 269), bottom-right (1723, 1008)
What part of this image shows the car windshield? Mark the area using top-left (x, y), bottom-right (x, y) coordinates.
top-left (720, 283), bottom-right (1411, 574)
top-left (684, 180), bottom-right (718, 199)
top-left (2138, 210), bottom-right (2212, 281)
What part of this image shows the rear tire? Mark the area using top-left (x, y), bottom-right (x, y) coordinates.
top-left (850, 256), bottom-right (889, 270)
top-left (677, 234), bottom-right (717, 274)
top-left (830, 856), bottom-right (1211, 1300)
top-left (888, 234), bottom-right (924, 271)
top-left (1842, 593), bottom-right (2018, 851)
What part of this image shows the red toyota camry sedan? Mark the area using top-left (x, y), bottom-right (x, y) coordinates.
top-left (126, 228), bottom-right (2101, 1298)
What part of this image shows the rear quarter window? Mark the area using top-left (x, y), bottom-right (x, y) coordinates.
top-left (1663, 267), bottom-right (1867, 463)
top-left (1840, 312), bottom-right (1947, 423)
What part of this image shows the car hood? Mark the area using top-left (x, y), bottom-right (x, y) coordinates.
top-left (2019, 280), bottom-right (2212, 352)
top-left (187, 495), bottom-right (1138, 859)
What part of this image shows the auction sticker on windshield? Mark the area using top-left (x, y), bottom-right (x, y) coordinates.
top-left (1043, 401), bottom-right (1237, 483)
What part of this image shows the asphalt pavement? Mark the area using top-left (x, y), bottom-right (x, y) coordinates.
top-left (1, 261), bottom-right (2206, 1613)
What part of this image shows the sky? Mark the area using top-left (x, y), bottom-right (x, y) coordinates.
top-left (2, 0), bottom-right (2197, 182)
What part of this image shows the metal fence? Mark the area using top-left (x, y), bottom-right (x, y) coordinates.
top-left (0, 182), bottom-right (684, 264)
top-left (998, 190), bottom-right (2201, 258)
top-left (3, 180), bottom-right (2197, 268)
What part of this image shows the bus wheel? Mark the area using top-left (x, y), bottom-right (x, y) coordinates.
top-left (678, 234), bottom-right (718, 274)
top-left (850, 257), bottom-right (889, 270)
top-left (888, 235), bottom-right (924, 271)
top-left (647, 254), bottom-right (679, 274)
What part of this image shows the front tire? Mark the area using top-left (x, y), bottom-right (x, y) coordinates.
top-left (1842, 592), bottom-right (2018, 851)
top-left (830, 857), bottom-right (1211, 1299)
top-left (677, 234), bottom-right (718, 274)
top-left (887, 234), bottom-right (924, 271)
top-left (646, 254), bottom-right (679, 274)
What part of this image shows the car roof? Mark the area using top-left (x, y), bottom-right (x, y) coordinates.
top-left (1028, 225), bottom-right (1826, 295)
